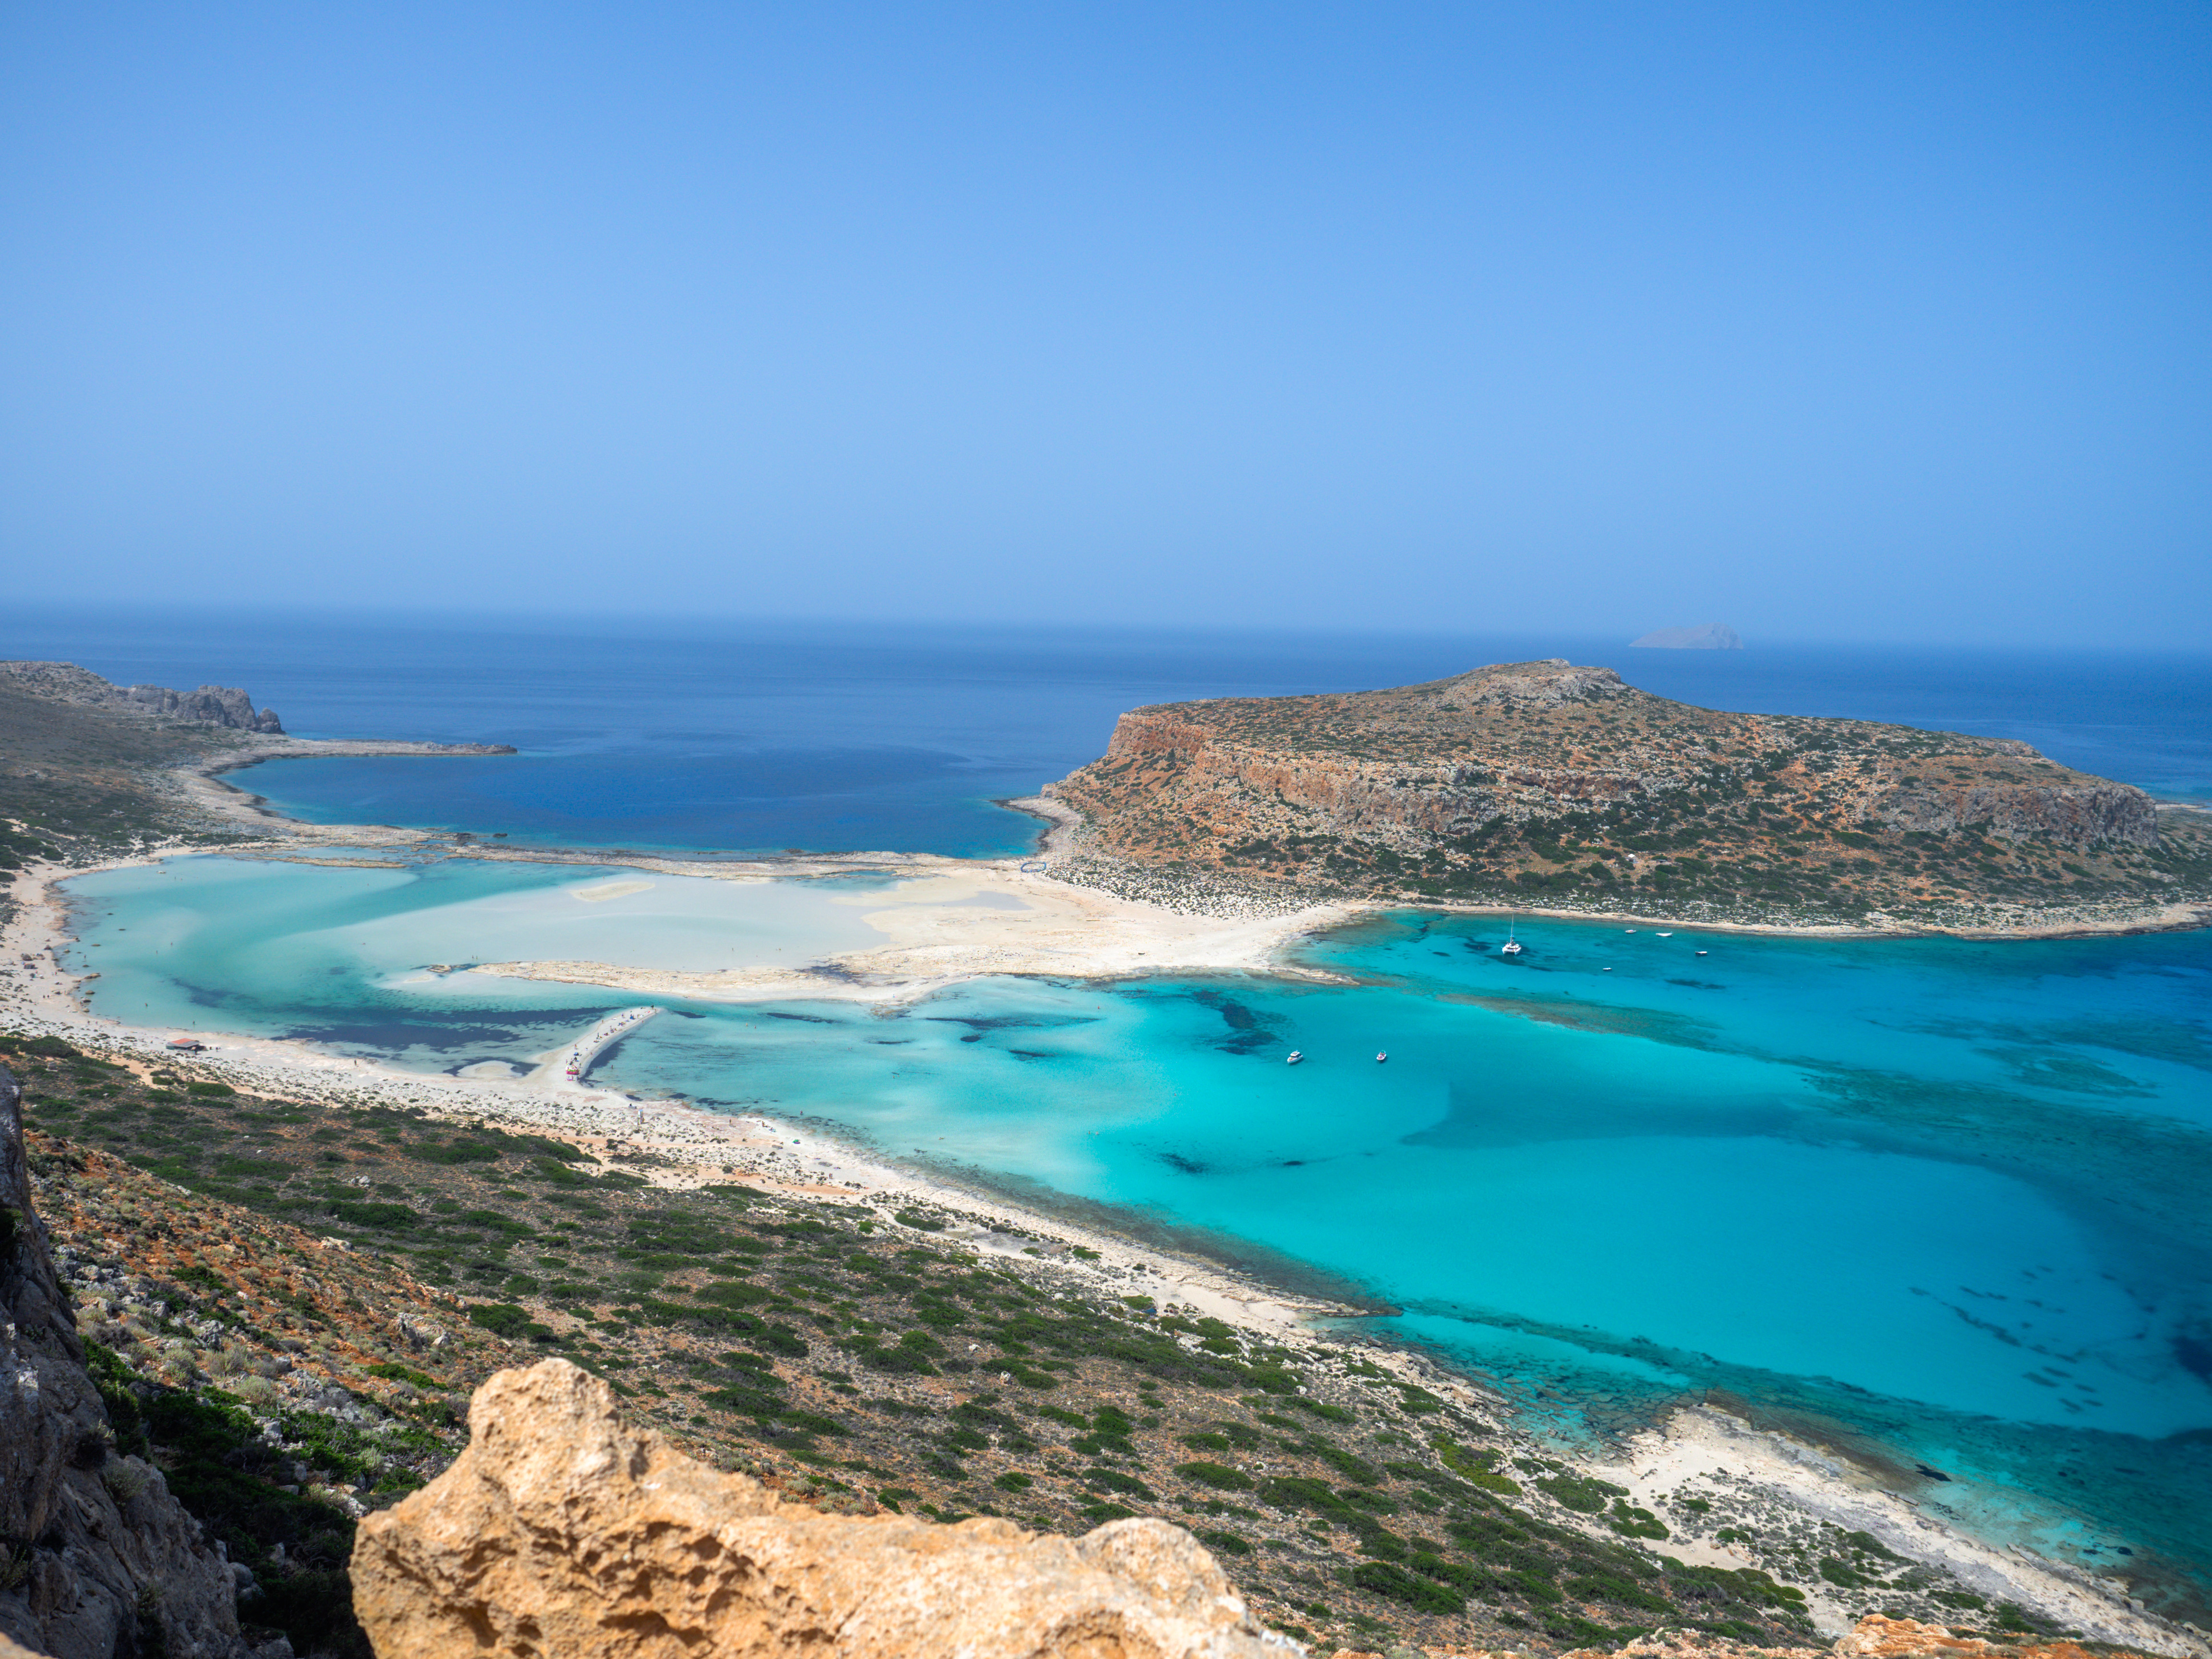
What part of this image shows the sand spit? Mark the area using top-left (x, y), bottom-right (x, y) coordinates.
top-left (463, 860), bottom-right (1356, 1003)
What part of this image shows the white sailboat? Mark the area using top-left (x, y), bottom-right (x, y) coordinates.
top-left (1500, 919), bottom-right (1523, 957)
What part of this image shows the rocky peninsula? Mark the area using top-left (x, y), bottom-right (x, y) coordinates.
top-left (1044, 660), bottom-right (2212, 936)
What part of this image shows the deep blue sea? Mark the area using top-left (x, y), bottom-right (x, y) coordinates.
top-left (10, 607), bottom-right (2211, 853)
top-left (17, 607), bottom-right (2212, 1618)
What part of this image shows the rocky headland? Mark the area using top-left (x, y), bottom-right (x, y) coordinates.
top-left (1043, 660), bottom-right (2212, 934)
top-left (0, 661), bottom-right (516, 868)
top-left (0, 661), bottom-right (289, 734)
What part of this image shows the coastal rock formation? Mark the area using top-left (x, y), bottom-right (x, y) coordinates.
top-left (1631, 624), bottom-right (1743, 649)
top-left (352, 1358), bottom-right (1277, 1659)
top-left (1870, 777), bottom-right (2154, 847)
top-left (121, 684), bottom-right (283, 733)
top-left (0, 1066), bottom-right (268, 1659)
top-left (0, 661), bottom-right (282, 733)
top-left (1047, 659), bottom-right (2192, 916)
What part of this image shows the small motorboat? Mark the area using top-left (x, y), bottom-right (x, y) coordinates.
top-left (1375, 1051), bottom-right (1388, 1063)
top-left (1656, 931), bottom-right (1673, 938)
top-left (1623, 928), bottom-right (1636, 934)
top-left (1695, 949), bottom-right (1709, 956)
top-left (1286, 1050), bottom-right (1304, 1065)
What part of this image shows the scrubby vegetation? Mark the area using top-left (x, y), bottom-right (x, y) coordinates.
top-left (6, 1031), bottom-right (2069, 1654)
top-left (1052, 661), bottom-right (2212, 931)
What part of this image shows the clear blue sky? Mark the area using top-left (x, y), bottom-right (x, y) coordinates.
top-left (4, 3), bottom-right (2207, 645)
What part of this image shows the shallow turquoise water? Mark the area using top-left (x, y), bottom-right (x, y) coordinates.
top-left (59, 858), bottom-right (2212, 1609)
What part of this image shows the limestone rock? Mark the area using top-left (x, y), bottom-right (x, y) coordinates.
top-left (351, 1358), bottom-right (1279, 1659)
top-left (1866, 779), bottom-right (2156, 849)
top-left (0, 661), bottom-right (282, 733)
top-left (0, 1068), bottom-right (260, 1659)
top-left (1632, 624), bottom-right (1743, 649)
top-left (1831, 1614), bottom-right (2102, 1659)
top-left (121, 682), bottom-right (284, 733)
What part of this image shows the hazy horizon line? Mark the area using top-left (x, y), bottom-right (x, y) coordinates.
top-left (8, 599), bottom-right (2211, 659)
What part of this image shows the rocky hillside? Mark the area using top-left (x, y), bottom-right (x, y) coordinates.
top-left (6, 1029), bottom-right (2153, 1658)
top-left (1047, 661), bottom-right (2212, 927)
top-left (353, 1359), bottom-right (2169, 1659)
top-left (2, 1063), bottom-right (298, 1659)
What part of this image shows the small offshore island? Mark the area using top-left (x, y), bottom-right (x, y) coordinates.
top-left (3, 656), bottom-right (2210, 1659)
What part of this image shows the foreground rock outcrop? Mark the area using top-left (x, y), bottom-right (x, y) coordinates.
top-left (0, 1066), bottom-right (269, 1659)
top-left (353, 1358), bottom-right (1277, 1658)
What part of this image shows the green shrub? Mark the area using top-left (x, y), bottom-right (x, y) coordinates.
top-left (1176, 1461), bottom-right (1254, 1491)
top-left (1352, 1560), bottom-right (1465, 1614)
top-left (1413, 1553), bottom-right (1487, 1593)
top-left (1338, 1487), bottom-right (1398, 1515)
top-left (1304, 1443), bottom-right (1380, 1485)
top-left (461, 1209), bottom-right (533, 1236)
top-left (1199, 1529), bottom-right (1252, 1556)
top-left (364, 1362), bottom-right (438, 1388)
top-left (993, 1472), bottom-right (1034, 1491)
top-left (695, 1282), bottom-right (772, 1308)
top-left (1083, 1467), bottom-right (1154, 1498)
top-left (467, 1303), bottom-right (534, 1338)
top-left (1608, 1499), bottom-right (1669, 1539)
top-left (328, 1201), bottom-right (415, 1230)
top-left (410, 1140), bottom-right (502, 1165)
top-left (186, 1082), bottom-right (235, 1097)
top-left (1536, 1473), bottom-right (1625, 1515)
top-left (894, 1210), bottom-right (946, 1231)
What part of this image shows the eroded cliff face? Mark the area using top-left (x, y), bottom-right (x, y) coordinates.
top-left (0, 663), bottom-right (282, 733)
top-left (0, 1068), bottom-right (272, 1659)
top-left (351, 1358), bottom-right (1279, 1659)
top-left (1048, 660), bottom-right (2192, 916)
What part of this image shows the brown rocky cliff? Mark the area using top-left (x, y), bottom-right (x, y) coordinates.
top-left (351, 1357), bottom-right (1280, 1659)
top-left (0, 1066), bottom-right (269, 1659)
top-left (1048, 660), bottom-right (2177, 910)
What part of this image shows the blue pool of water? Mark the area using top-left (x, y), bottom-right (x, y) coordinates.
top-left (59, 855), bottom-right (2212, 1610)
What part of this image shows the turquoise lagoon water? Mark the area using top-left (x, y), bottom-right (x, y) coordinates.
top-left (60, 857), bottom-right (2212, 1612)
